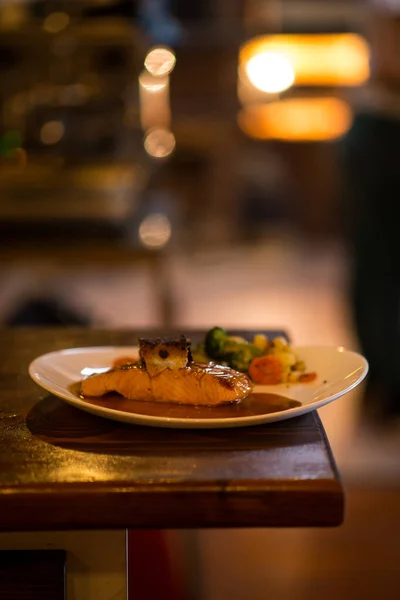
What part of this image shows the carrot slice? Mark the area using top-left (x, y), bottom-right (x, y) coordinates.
top-left (248, 355), bottom-right (283, 385)
top-left (299, 372), bottom-right (317, 383)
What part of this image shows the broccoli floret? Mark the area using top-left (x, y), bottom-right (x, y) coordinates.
top-left (229, 344), bottom-right (264, 372)
top-left (204, 327), bottom-right (264, 372)
top-left (204, 327), bottom-right (229, 359)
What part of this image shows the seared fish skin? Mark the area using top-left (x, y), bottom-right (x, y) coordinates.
top-left (80, 363), bottom-right (253, 406)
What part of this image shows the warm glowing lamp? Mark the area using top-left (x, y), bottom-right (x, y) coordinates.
top-left (240, 34), bottom-right (370, 88)
top-left (246, 51), bottom-right (295, 93)
top-left (237, 98), bottom-right (353, 142)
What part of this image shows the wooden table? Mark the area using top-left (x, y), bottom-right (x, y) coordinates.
top-left (0, 328), bottom-right (345, 599)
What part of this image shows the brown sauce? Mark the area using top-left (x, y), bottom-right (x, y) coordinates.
top-left (69, 382), bottom-right (301, 420)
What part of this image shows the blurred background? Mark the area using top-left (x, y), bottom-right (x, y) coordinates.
top-left (1, 1), bottom-right (399, 599)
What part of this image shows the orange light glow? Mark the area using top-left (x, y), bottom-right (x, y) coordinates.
top-left (143, 128), bottom-right (176, 158)
top-left (139, 71), bottom-right (168, 93)
top-left (237, 98), bottom-right (353, 142)
top-left (139, 71), bottom-right (171, 130)
top-left (240, 34), bottom-right (370, 87)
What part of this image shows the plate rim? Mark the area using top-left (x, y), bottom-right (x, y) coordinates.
top-left (28, 345), bottom-right (369, 429)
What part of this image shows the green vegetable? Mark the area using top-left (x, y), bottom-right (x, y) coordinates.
top-left (204, 327), bottom-right (263, 372)
top-left (204, 327), bottom-right (230, 359)
top-left (229, 343), bottom-right (264, 372)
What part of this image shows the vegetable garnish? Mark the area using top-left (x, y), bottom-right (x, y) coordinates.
top-left (192, 327), bottom-right (317, 385)
top-left (249, 355), bottom-right (283, 385)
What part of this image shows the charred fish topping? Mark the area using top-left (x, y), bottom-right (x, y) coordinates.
top-left (139, 335), bottom-right (191, 375)
top-left (138, 335), bottom-right (190, 350)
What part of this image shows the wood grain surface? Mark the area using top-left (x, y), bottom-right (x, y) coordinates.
top-left (0, 328), bottom-right (344, 531)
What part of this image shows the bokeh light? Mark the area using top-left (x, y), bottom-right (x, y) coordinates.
top-left (240, 34), bottom-right (370, 87)
top-left (144, 47), bottom-right (176, 76)
top-left (40, 121), bottom-right (65, 145)
top-left (245, 52), bottom-right (295, 94)
top-left (144, 128), bottom-right (176, 158)
top-left (139, 71), bottom-right (168, 93)
top-left (238, 98), bottom-right (353, 142)
top-left (139, 213), bottom-right (172, 249)
top-left (43, 12), bottom-right (70, 34)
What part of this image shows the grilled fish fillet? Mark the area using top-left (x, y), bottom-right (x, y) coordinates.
top-left (80, 335), bottom-right (253, 406)
top-left (80, 362), bottom-right (252, 405)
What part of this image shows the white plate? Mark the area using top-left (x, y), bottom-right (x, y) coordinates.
top-left (28, 345), bottom-right (368, 429)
